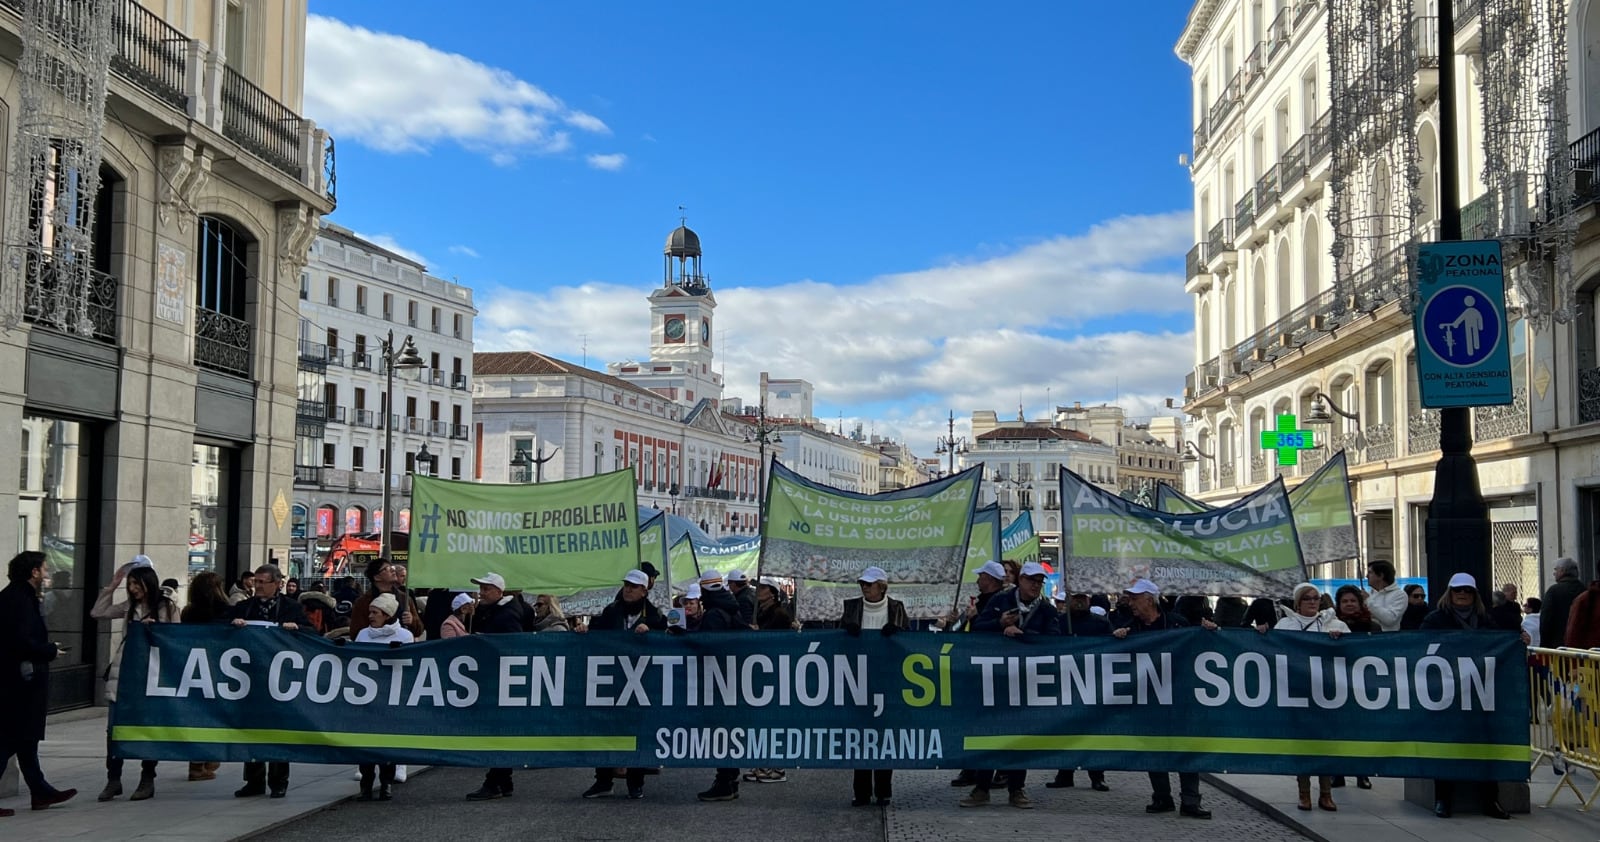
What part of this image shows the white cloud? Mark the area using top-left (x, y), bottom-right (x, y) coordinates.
top-left (305, 15), bottom-right (610, 162)
top-left (353, 231), bottom-right (429, 268)
top-left (585, 153), bottom-right (627, 171)
top-left (473, 211), bottom-right (1196, 454)
top-left (448, 245), bottom-right (480, 258)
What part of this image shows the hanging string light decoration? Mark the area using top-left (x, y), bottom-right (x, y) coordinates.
top-left (1327, 0), bottom-right (1422, 314)
top-left (1, 0), bottom-right (117, 337)
top-left (1478, 0), bottom-right (1576, 327)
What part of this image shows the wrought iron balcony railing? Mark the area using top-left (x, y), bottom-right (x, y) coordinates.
top-left (1414, 16), bottom-right (1440, 69)
top-left (1206, 218), bottom-right (1235, 259)
top-left (15, 247), bottom-right (119, 344)
top-left (220, 64), bottom-right (302, 180)
top-left (1408, 409), bottom-right (1442, 455)
top-left (194, 307), bottom-right (251, 378)
top-left (430, 420), bottom-right (449, 437)
top-left (110, 0), bottom-right (187, 109)
top-left (452, 373), bottom-right (469, 389)
top-left (1185, 243), bottom-right (1207, 281)
top-left (451, 424), bottom-right (470, 440)
top-left (1455, 0), bottom-right (1483, 31)
top-left (298, 340), bottom-right (327, 363)
top-left (1473, 386), bottom-right (1529, 442)
top-left (295, 400), bottom-right (325, 422)
top-left (354, 409), bottom-right (376, 428)
top-left (1364, 421), bottom-right (1397, 462)
top-left (1256, 164), bottom-right (1281, 210)
top-left (1581, 368), bottom-right (1600, 425)
top-left (294, 465), bottom-right (321, 485)
top-left (1234, 189), bottom-right (1257, 230)
top-left (326, 405), bottom-right (347, 424)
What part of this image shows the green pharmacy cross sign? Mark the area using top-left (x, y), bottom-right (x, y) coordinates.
top-left (1260, 413), bottom-right (1317, 466)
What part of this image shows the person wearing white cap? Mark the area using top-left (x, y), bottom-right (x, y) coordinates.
top-left (91, 557), bottom-right (176, 803)
top-left (696, 570), bottom-right (752, 802)
top-left (466, 572), bottom-right (529, 635)
top-left (839, 566), bottom-right (909, 807)
top-left (938, 560), bottom-right (1008, 635)
top-left (464, 571), bottom-right (532, 802)
top-left (439, 592), bottom-right (475, 639)
top-left (352, 592), bottom-right (413, 801)
top-left (681, 583), bottom-right (704, 630)
top-left (1418, 572), bottom-right (1525, 819)
top-left (1111, 577), bottom-right (1217, 819)
top-left (726, 569), bottom-right (757, 627)
top-left (580, 570), bottom-right (665, 801)
top-left (956, 562), bottom-right (1056, 810)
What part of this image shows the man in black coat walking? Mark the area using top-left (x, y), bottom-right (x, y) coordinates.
top-left (0, 551), bottom-right (78, 815)
top-left (582, 570), bottom-right (665, 800)
top-left (227, 565), bottom-right (310, 799)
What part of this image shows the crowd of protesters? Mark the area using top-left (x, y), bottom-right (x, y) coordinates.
top-left (0, 548), bottom-right (1567, 822)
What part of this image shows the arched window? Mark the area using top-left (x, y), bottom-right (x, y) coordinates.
top-left (1418, 124), bottom-right (1439, 227)
top-left (1301, 216), bottom-right (1321, 303)
top-left (1252, 256), bottom-right (1268, 334)
top-left (195, 216), bottom-right (255, 377)
top-left (1276, 239), bottom-right (1293, 313)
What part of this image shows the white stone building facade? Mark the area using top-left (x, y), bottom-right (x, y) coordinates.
top-left (1175, 0), bottom-right (1600, 594)
top-left (292, 224), bottom-right (477, 568)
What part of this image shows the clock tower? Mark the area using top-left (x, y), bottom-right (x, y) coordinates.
top-left (609, 222), bottom-right (725, 406)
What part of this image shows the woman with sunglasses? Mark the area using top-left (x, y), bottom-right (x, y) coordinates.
top-left (1419, 572), bottom-right (1529, 819)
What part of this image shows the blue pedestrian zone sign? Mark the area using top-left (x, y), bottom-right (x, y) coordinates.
top-left (1412, 240), bottom-right (1513, 408)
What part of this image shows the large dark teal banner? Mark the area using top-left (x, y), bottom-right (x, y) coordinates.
top-left (111, 625), bottom-right (1528, 780)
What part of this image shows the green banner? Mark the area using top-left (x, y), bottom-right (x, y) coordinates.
top-left (668, 534), bottom-right (699, 584)
top-left (111, 624), bottom-right (1531, 782)
top-left (410, 471), bottom-right (640, 592)
top-left (1001, 510), bottom-right (1040, 564)
top-left (1063, 469), bottom-right (1305, 595)
top-left (966, 504), bottom-right (1002, 570)
top-left (762, 461), bottom-right (981, 584)
top-left (1157, 452), bottom-right (1358, 566)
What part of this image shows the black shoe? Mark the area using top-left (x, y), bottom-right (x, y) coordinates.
top-left (626, 786), bottom-right (644, 800)
top-left (876, 798), bottom-right (890, 807)
top-left (697, 783), bottom-right (739, 802)
top-left (465, 786), bottom-right (503, 801)
top-left (1483, 801), bottom-right (1510, 819)
top-left (950, 773), bottom-right (976, 787)
top-left (357, 784), bottom-right (374, 802)
top-left (235, 785), bottom-right (266, 798)
top-left (1045, 774), bottom-right (1074, 789)
top-left (377, 786), bottom-right (392, 802)
top-left (1331, 776), bottom-right (1346, 788)
top-left (1091, 781), bottom-right (1111, 792)
top-left (1434, 800), bottom-right (1452, 818)
top-left (582, 781), bottom-right (614, 799)
top-left (269, 787), bottom-right (287, 799)
top-left (1180, 805), bottom-right (1212, 819)
top-left (1146, 799), bottom-right (1176, 814)
top-left (1356, 776), bottom-right (1372, 790)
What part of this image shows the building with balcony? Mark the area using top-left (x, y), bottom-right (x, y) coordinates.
top-left (0, 0), bottom-right (335, 709)
top-left (292, 224), bottom-right (477, 567)
top-left (966, 409), bottom-right (1119, 564)
top-left (1173, 0), bottom-right (1600, 595)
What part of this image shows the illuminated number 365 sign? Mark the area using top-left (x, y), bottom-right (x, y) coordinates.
top-left (1260, 414), bottom-right (1318, 466)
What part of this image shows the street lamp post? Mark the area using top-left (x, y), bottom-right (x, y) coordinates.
top-left (511, 442), bottom-right (560, 484)
top-left (380, 330), bottom-right (425, 560)
top-left (934, 410), bottom-right (969, 476)
top-left (747, 399), bottom-right (782, 533)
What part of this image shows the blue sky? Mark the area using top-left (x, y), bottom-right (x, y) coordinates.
top-left (305, 1), bottom-right (1200, 453)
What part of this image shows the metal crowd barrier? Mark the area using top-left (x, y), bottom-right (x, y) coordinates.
top-left (1529, 646), bottom-right (1600, 810)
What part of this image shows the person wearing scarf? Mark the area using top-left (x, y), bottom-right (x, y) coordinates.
top-left (1420, 573), bottom-right (1528, 819)
top-left (1263, 583), bottom-right (1348, 812)
top-left (353, 592), bottom-right (412, 801)
top-left (840, 566), bottom-right (909, 807)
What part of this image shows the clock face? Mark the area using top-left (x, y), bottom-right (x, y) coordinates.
top-left (664, 316), bottom-right (686, 342)
top-left (701, 318), bottom-right (711, 344)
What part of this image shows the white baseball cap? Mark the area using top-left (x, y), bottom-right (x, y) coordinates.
top-left (470, 572), bottom-right (506, 590)
top-left (858, 566), bottom-right (888, 584)
top-left (1124, 578), bottom-right (1160, 596)
top-left (726, 569), bottom-right (749, 583)
top-left (685, 583), bottom-right (703, 600)
top-left (450, 592), bottom-right (474, 611)
top-left (1447, 572), bottom-right (1478, 590)
top-left (623, 570), bottom-right (650, 586)
top-left (976, 561), bottom-right (1007, 581)
top-left (1089, 605), bottom-right (1108, 617)
top-left (1019, 562), bottom-right (1047, 579)
top-left (699, 571), bottom-right (725, 590)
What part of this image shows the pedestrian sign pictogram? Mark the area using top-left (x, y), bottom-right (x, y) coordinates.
top-left (1412, 240), bottom-right (1513, 408)
top-left (1260, 414), bottom-right (1317, 466)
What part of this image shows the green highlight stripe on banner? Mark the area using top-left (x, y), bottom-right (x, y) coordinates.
top-left (964, 734), bottom-right (1527, 763)
top-left (113, 726), bottom-right (634, 752)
